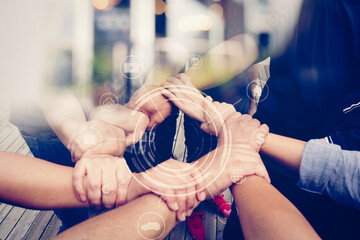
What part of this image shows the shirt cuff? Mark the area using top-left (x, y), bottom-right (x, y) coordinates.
top-left (297, 139), bottom-right (342, 194)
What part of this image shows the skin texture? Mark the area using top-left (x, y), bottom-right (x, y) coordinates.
top-left (73, 155), bottom-right (132, 209)
top-left (125, 85), bottom-right (172, 131)
top-left (67, 120), bottom-right (126, 162)
top-left (232, 176), bottom-right (320, 240)
top-left (91, 104), bottom-right (150, 147)
top-left (161, 73), bottom-right (206, 122)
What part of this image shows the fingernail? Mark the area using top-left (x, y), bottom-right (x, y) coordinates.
top-left (180, 212), bottom-right (186, 221)
top-left (200, 192), bottom-right (206, 201)
top-left (173, 202), bottom-right (179, 210)
top-left (80, 195), bottom-right (86, 202)
top-left (186, 210), bottom-right (192, 216)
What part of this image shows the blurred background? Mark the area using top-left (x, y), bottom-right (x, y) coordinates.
top-left (0, 0), bottom-right (269, 112)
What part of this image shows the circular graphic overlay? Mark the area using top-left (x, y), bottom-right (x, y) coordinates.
top-left (130, 86), bottom-right (232, 197)
top-left (137, 212), bottom-right (166, 240)
top-left (251, 128), bottom-right (270, 149)
top-left (99, 93), bottom-right (118, 111)
top-left (187, 54), bottom-right (203, 69)
top-left (120, 55), bottom-right (144, 79)
top-left (231, 169), bottom-right (246, 185)
top-left (77, 127), bottom-right (102, 152)
top-left (246, 79), bottom-right (269, 103)
top-left (98, 183), bottom-right (115, 199)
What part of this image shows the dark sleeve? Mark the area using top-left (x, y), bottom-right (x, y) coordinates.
top-left (326, 129), bottom-right (360, 151)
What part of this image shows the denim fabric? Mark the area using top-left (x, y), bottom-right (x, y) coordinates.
top-left (298, 139), bottom-right (360, 210)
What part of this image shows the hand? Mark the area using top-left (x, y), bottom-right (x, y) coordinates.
top-left (126, 85), bottom-right (172, 131)
top-left (161, 73), bottom-right (205, 122)
top-left (73, 155), bottom-right (132, 209)
top-left (200, 96), bottom-right (236, 136)
top-left (218, 113), bottom-right (270, 185)
top-left (201, 144), bottom-right (271, 199)
top-left (67, 120), bottom-right (126, 163)
top-left (221, 112), bottom-right (269, 152)
top-left (91, 105), bottom-right (149, 147)
top-left (128, 159), bottom-right (207, 222)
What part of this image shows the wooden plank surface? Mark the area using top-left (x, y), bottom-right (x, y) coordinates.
top-left (22, 211), bottom-right (54, 240)
top-left (0, 111), bottom-right (59, 240)
top-left (0, 206), bottom-right (26, 239)
top-left (6, 209), bottom-right (40, 240)
top-left (38, 214), bottom-right (62, 240)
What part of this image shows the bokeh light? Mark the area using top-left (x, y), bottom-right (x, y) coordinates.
top-left (178, 14), bottom-right (213, 32)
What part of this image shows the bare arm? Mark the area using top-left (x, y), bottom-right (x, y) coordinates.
top-left (41, 91), bottom-right (87, 147)
top-left (55, 194), bottom-right (180, 240)
top-left (0, 151), bottom-right (87, 209)
top-left (261, 133), bottom-right (307, 172)
top-left (145, 34), bottom-right (259, 90)
top-left (232, 176), bottom-right (320, 240)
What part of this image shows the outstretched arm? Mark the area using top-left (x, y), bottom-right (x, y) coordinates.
top-left (55, 194), bottom-right (181, 240)
top-left (232, 176), bottom-right (320, 240)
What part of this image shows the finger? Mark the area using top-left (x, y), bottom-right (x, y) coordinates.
top-left (86, 166), bottom-right (102, 209)
top-left (240, 114), bottom-right (252, 121)
top-left (191, 166), bottom-right (206, 202)
top-left (175, 189), bottom-right (187, 222)
top-left (176, 73), bottom-right (190, 85)
top-left (73, 162), bottom-right (87, 202)
top-left (115, 162), bottom-right (133, 207)
top-left (161, 191), bottom-right (179, 211)
top-left (167, 77), bottom-right (184, 86)
top-left (185, 183), bottom-right (196, 217)
top-left (259, 123), bottom-right (270, 133)
top-left (101, 167), bottom-right (117, 209)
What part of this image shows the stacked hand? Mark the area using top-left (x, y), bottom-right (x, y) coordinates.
top-left (67, 120), bottom-right (126, 163)
top-left (73, 155), bottom-right (132, 209)
top-left (91, 104), bottom-right (149, 147)
top-left (161, 73), bottom-right (206, 122)
top-left (127, 159), bottom-right (207, 221)
top-left (126, 85), bottom-right (172, 130)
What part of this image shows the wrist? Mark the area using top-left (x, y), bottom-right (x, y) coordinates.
top-left (126, 173), bottom-right (149, 203)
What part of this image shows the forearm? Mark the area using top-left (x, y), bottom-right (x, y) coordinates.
top-left (232, 176), bottom-right (320, 240)
top-left (185, 34), bottom-right (258, 90)
top-left (41, 92), bottom-right (87, 146)
top-left (261, 133), bottom-right (306, 171)
top-left (0, 151), bottom-right (88, 209)
top-left (55, 194), bottom-right (179, 240)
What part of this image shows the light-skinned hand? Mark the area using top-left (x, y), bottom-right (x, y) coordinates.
top-left (161, 73), bottom-right (205, 122)
top-left (126, 85), bottom-right (172, 131)
top-left (73, 155), bottom-right (132, 209)
top-left (67, 120), bottom-right (126, 163)
top-left (127, 159), bottom-right (207, 222)
top-left (91, 104), bottom-right (149, 147)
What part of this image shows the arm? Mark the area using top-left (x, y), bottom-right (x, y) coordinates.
top-left (0, 151), bottom-right (191, 240)
top-left (260, 133), bottom-right (306, 172)
top-left (55, 194), bottom-right (181, 240)
top-left (298, 140), bottom-right (360, 210)
top-left (232, 176), bottom-right (320, 240)
top-left (41, 91), bottom-right (87, 147)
